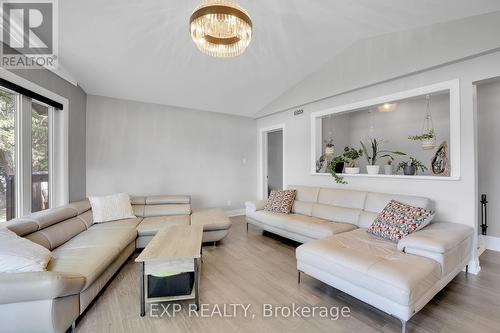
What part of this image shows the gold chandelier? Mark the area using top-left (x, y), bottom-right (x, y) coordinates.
top-left (190, 1), bottom-right (252, 58)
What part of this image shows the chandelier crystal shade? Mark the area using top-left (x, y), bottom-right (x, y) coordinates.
top-left (190, 1), bottom-right (252, 57)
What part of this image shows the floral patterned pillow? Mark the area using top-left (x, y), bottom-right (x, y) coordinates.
top-left (264, 190), bottom-right (297, 214)
top-left (367, 200), bottom-right (435, 242)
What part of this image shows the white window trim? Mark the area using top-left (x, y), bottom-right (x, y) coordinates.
top-left (310, 79), bottom-right (461, 180)
top-left (1, 68), bottom-right (69, 210)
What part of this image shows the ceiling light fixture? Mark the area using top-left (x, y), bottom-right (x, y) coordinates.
top-left (190, 1), bottom-right (252, 58)
top-left (378, 103), bottom-right (397, 113)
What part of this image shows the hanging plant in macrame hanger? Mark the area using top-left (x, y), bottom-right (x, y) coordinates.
top-left (408, 94), bottom-right (437, 150)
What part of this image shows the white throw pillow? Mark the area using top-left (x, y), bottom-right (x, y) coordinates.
top-left (0, 228), bottom-right (52, 273)
top-left (89, 193), bottom-right (136, 223)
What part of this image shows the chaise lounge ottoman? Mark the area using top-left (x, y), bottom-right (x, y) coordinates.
top-left (191, 208), bottom-right (232, 244)
top-left (296, 223), bottom-right (473, 333)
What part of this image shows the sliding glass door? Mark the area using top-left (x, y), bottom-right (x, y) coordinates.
top-left (0, 89), bottom-right (17, 222)
top-left (0, 88), bottom-right (53, 222)
top-left (31, 101), bottom-right (50, 213)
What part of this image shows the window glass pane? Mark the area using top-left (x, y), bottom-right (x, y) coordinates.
top-left (31, 102), bottom-right (49, 213)
top-left (0, 89), bottom-right (16, 222)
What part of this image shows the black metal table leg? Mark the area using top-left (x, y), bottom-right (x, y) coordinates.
top-left (194, 258), bottom-right (200, 311)
top-left (140, 262), bottom-right (145, 316)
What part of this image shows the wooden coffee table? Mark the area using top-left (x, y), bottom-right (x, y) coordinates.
top-left (135, 224), bottom-right (203, 316)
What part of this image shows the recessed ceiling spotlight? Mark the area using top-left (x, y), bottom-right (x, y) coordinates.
top-left (378, 103), bottom-right (397, 113)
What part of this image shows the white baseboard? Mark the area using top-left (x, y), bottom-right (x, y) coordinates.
top-left (477, 245), bottom-right (486, 257)
top-left (480, 235), bottom-right (500, 252)
top-left (225, 209), bottom-right (245, 217)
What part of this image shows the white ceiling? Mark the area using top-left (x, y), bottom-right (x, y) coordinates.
top-left (60, 0), bottom-right (500, 117)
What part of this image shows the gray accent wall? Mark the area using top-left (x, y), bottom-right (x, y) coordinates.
top-left (8, 69), bottom-right (87, 202)
top-left (86, 95), bottom-right (257, 210)
top-left (477, 79), bottom-right (500, 238)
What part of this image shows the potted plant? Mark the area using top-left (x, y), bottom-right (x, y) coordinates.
top-left (408, 129), bottom-right (436, 150)
top-left (396, 157), bottom-right (428, 175)
top-left (315, 139), bottom-right (336, 173)
top-left (324, 139), bottom-right (335, 155)
top-left (360, 138), bottom-right (406, 175)
top-left (343, 146), bottom-right (362, 174)
top-left (326, 156), bottom-right (347, 184)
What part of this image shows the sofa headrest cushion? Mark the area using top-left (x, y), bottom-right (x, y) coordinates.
top-left (5, 207), bottom-right (78, 236)
top-left (24, 217), bottom-right (87, 250)
top-left (364, 192), bottom-right (432, 213)
top-left (287, 185), bottom-right (319, 203)
top-left (317, 188), bottom-right (367, 210)
top-left (145, 195), bottom-right (191, 205)
top-left (67, 200), bottom-right (91, 215)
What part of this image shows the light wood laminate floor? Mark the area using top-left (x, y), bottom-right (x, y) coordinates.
top-left (76, 216), bottom-right (500, 333)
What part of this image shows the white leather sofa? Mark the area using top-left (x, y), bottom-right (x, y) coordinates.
top-left (245, 185), bottom-right (474, 332)
top-left (0, 194), bottom-right (193, 333)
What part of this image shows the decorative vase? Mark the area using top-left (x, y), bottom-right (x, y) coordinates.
top-left (334, 162), bottom-right (344, 174)
top-left (366, 165), bottom-right (380, 175)
top-left (431, 141), bottom-right (449, 176)
top-left (384, 165), bottom-right (393, 175)
top-left (345, 167), bottom-right (360, 174)
top-left (325, 146), bottom-right (335, 155)
top-left (403, 165), bottom-right (416, 176)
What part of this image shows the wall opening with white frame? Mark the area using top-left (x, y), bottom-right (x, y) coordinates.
top-left (311, 80), bottom-right (461, 181)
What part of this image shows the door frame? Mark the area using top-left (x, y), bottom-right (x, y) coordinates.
top-left (258, 124), bottom-right (285, 200)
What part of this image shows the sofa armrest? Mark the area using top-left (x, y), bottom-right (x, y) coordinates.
top-left (0, 271), bottom-right (86, 304)
top-left (398, 222), bottom-right (474, 254)
top-left (245, 200), bottom-right (266, 213)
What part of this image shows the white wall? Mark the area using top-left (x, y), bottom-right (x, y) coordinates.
top-left (477, 80), bottom-right (500, 238)
top-left (256, 50), bottom-right (500, 250)
top-left (86, 96), bottom-right (257, 210)
top-left (321, 94), bottom-right (450, 175)
top-left (322, 113), bottom-right (350, 155)
top-left (258, 11), bottom-right (500, 117)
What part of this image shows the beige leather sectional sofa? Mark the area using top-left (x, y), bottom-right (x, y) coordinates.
top-left (245, 185), bottom-right (474, 333)
top-left (0, 195), bottom-right (229, 333)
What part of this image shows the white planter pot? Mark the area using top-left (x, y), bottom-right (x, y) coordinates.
top-left (421, 138), bottom-right (436, 150)
top-left (344, 167), bottom-right (360, 174)
top-left (325, 147), bottom-right (335, 155)
top-left (366, 165), bottom-right (380, 175)
top-left (384, 165), bottom-right (393, 175)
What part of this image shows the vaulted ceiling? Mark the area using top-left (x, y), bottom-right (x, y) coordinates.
top-left (60, 0), bottom-right (500, 116)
